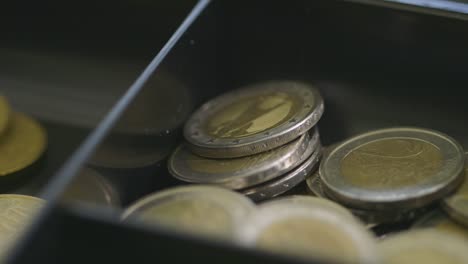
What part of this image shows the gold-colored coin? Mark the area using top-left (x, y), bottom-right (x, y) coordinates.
top-left (239, 198), bottom-right (378, 263)
top-left (61, 168), bottom-right (120, 207)
top-left (378, 230), bottom-right (468, 264)
top-left (0, 195), bottom-right (44, 258)
top-left (185, 81), bottom-right (324, 158)
top-left (0, 112), bottom-right (47, 176)
top-left (413, 209), bottom-right (468, 241)
top-left (0, 96), bottom-right (11, 136)
top-left (122, 185), bottom-right (255, 241)
top-left (443, 154), bottom-right (468, 227)
top-left (321, 127), bottom-right (464, 210)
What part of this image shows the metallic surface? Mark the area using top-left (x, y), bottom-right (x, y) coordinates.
top-left (61, 168), bottom-right (120, 207)
top-left (412, 209), bottom-right (468, 241)
top-left (239, 198), bottom-right (378, 263)
top-left (184, 81), bottom-right (324, 158)
top-left (241, 143), bottom-right (322, 201)
top-left (169, 130), bottom-right (318, 190)
top-left (0, 96), bottom-right (10, 136)
top-left (442, 153), bottom-right (468, 227)
top-left (378, 230), bottom-right (468, 264)
top-left (0, 112), bottom-right (47, 176)
top-left (122, 185), bottom-right (255, 240)
top-left (321, 127), bottom-right (464, 210)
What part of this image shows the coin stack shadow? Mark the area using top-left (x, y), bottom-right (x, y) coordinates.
top-left (167, 81), bottom-right (325, 201)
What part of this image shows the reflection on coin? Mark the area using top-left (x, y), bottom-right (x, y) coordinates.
top-left (185, 81), bottom-right (324, 158)
top-left (443, 154), bottom-right (468, 227)
top-left (122, 185), bottom-right (255, 240)
top-left (241, 143), bottom-right (321, 201)
top-left (0, 195), bottom-right (44, 258)
top-left (61, 168), bottom-right (120, 207)
top-left (0, 112), bottom-right (47, 176)
top-left (321, 127), bottom-right (464, 210)
top-left (0, 96), bottom-right (10, 136)
top-left (169, 131), bottom-right (317, 190)
top-left (413, 209), bottom-right (468, 241)
top-left (238, 198), bottom-right (377, 263)
top-left (378, 230), bottom-right (468, 264)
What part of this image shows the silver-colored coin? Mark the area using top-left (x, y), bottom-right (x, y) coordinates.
top-left (442, 153), bottom-right (468, 227)
top-left (241, 143), bottom-right (322, 201)
top-left (169, 129), bottom-right (319, 190)
top-left (122, 185), bottom-right (255, 241)
top-left (320, 127), bottom-right (464, 210)
top-left (184, 81), bottom-right (324, 158)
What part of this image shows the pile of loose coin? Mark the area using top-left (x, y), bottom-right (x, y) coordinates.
top-left (119, 80), bottom-right (468, 263)
top-left (167, 81), bottom-right (325, 201)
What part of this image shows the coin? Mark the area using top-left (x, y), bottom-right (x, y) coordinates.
top-left (0, 195), bottom-right (44, 258)
top-left (412, 209), bottom-right (468, 241)
top-left (378, 230), bottom-right (468, 264)
top-left (122, 185), bottom-right (255, 240)
top-left (320, 127), bottom-right (464, 210)
top-left (169, 130), bottom-right (318, 190)
top-left (241, 143), bottom-right (322, 201)
top-left (238, 198), bottom-right (378, 263)
top-left (61, 168), bottom-right (120, 207)
top-left (442, 153), bottom-right (468, 227)
top-left (0, 96), bottom-right (11, 136)
top-left (0, 112), bottom-right (47, 176)
top-left (184, 81), bottom-right (324, 158)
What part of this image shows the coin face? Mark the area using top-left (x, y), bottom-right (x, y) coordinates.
top-left (321, 127), bottom-right (464, 210)
top-left (122, 185), bottom-right (255, 240)
top-left (241, 143), bottom-right (321, 201)
top-left (378, 230), bottom-right (468, 264)
top-left (0, 195), bottom-right (44, 257)
top-left (238, 199), bottom-right (377, 263)
top-left (61, 168), bottom-right (120, 207)
top-left (0, 96), bottom-right (10, 136)
top-left (184, 81), bottom-right (324, 158)
top-left (0, 112), bottom-right (47, 176)
top-left (442, 154), bottom-right (468, 227)
top-left (413, 209), bottom-right (468, 241)
top-left (169, 130), bottom-right (317, 190)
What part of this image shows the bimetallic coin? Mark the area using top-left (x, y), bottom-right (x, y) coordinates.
top-left (169, 130), bottom-right (318, 190)
top-left (0, 195), bottom-right (44, 258)
top-left (442, 153), bottom-right (468, 227)
top-left (0, 112), bottom-right (47, 176)
top-left (413, 209), bottom-right (468, 241)
top-left (122, 185), bottom-right (255, 241)
top-left (61, 168), bottom-right (120, 207)
top-left (378, 230), bottom-right (468, 264)
top-left (185, 81), bottom-right (324, 158)
top-left (241, 143), bottom-right (322, 201)
top-left (238, 198), bottom-right (378, 264)
top-left (320, 127), bottom-right (464, 210)
top-left (0, 96), bottom-right (10, 136)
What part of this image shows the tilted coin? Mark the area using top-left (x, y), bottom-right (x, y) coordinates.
top-left (241, 143), bottom-right (322, 201)
top-left (0, 96), bottom-right (11, 136)
top-left (320, 127), bottom-right (464, 210)
top-left (0, 195), bottom-right (44, 258)
top-left (169, 130), bottom-right (318, 190)
top-left (61, 168), bottom-right (120, 207)
top-left (0, 112), bottom-right (47, 176)
top-left (122, 185), bottom-right (255, 240)
top-left (378, 230), bottom-right (468, 264)
top-left (184, 81), bottom-right (324, 158)
top-left (412, 209), bottom-right (468, 241)
top-left (442, 153), bottom-right (468, 227)
top-left (238, 198), bottom-right (378, 264)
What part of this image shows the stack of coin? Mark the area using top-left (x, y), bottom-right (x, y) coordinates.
top-left (168, 81), bottom-right (324, 201)
top-left (0, 96), bottom-right (47, 189)
top-left (307, 127), bottom-right (465, 227)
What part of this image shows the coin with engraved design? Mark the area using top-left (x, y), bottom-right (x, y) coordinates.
top-left (184, 81), bottom-right (323, 158)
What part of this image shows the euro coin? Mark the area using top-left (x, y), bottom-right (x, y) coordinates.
top-left (0, 96), bottom-right (11, 136)
top-left (184, 81), bottom-right (324, 158)
top-left (442, 153), bottom-right (468, 227)
top-left (321, 127), bottom-right (464, 210)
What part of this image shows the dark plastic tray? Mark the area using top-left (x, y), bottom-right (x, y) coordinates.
top-left (6, 0), bottom-right (468, 263)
